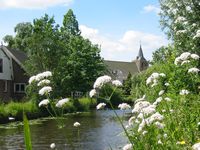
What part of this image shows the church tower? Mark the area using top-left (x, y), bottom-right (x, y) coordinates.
top-left (135, 44), bottom-right (148, 72)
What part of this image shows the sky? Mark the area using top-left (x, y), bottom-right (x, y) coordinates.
top-left (0, 0), bottom-right (169, 61)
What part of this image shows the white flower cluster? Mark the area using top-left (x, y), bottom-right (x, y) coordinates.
top-left (89, 75), bottom-right (122, 98)
top-left (93, 75), bottom-right (112, 89)
top-left (128, 93), bottom-right (169, 134)
top-left (193, 30), bottom-right (200, 39)
top-left (175, 16), bottom-right (186, 23)
top-left (37, 79), bottom-right (51, 86)
top-left (28, 71), bottom-right (53, 96)
top-left (176, 30), bottom-right (187, 35)
top-left (50, 143), bottom-right (56, 149)
top-left (38, 99), bottom-right (50, 107)
top-left (28, 75), bottom-right (36, 84)
top-left (180, 89), bottom-right (190, 95)
top-left (122, 144), bottom-right (133, 150)
top-left (55, 98), bottom-right (69, 108)
top-left (174, 52), bottom-right (199, 65)
top-left (158, 90), bottom-right (165, 96)
top-left (192, 142), bottom-right (200, 150)
top-left (28, 71), bottom-right (52, 84)
top-left (73, 122), bottom-right (81, 127)
top-left (96, 103), bottom-right (106, 110)
top-left (89, 89), bottom-right (97, 98)
top-left (146, 72), bottom-right (166, 87)
top-left (35, 71), bottom-right (52, 81)
top-left (118, 103), bottom-right (131, 110)
top-left (188, 68), bottom-right (200, 74)
top-left (39, 86), bottom-right (52, 95)
top-left (112, 80), bottom-right (123, 87)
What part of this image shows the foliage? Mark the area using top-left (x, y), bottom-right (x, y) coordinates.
top-left (151, 45), bottom-right (174, 64)
top-left (61, 9), bottom-right (80, 36)
top-left (3, 22), bottom-right (33, 53)
top-left (4, 101), bottom-right (38, 117)
top-left (74, 97), bottom-right (97, 111)
top-left (52, 36), bottom-right (105, 96)
top-left (97, 84), bottom-right (124, 106)
top-left (0, 100), bottom-right (39, 124)
top-left (4, 9), bottom-right (105, 97)
top-left (126, 51), bottom-right (200, 149)
top-left (122, 72), bottom-right (132, 95)
top-left (23, 113), bottom-right (32, 150)
top-left (159, 0), bottom-right (200, 55)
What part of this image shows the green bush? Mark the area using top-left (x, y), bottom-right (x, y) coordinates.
top-left (2, 101), bottom-right (38, 119)
top-left (126, 51), bottom-right (200, 149)
top-left (73, 97), bottom-right (97, 111)
top-left (62, 101), bottom-right (76, 113)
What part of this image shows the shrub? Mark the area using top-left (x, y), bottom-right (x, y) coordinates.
top-left (73, 97), bottom-right (97, 111)
top-left (4, 101), bottom-right (38, 118)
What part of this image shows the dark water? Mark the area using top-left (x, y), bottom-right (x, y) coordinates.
top-left (0, 110), bottom-right (130, 150)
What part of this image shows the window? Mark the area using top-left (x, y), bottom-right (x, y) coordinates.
top-left (0, 59), bottom-right (3, 73)
top-left (14, 83), bottom-right (26, 93)
top-left (3, 80), bottom-right (7, 92)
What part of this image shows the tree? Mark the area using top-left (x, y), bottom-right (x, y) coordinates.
top-left (123, 72), bottom-right (132, 95)
top-left (53, 35), bottom-right (105, 96)
top-left (159, 0), bottom-right (200, 55)
top-left (25, 14), bottom-right (62, 74)
top-left (151, 45), bottom-right (174, 64)
top-left (3, 35), bottom-right (15, 48)
top-left (4, 10), bottom-right (105, 98)
top-left (3, 22), bottom-right (33, 53)
top-left (61, 9), bottom-right (80, 36)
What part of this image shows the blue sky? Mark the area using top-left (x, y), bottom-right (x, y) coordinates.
top-left (0, 0), bottom-right (168, 61)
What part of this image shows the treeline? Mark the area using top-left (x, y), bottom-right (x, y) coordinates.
top-left (4, 9), bottom-right (105, 97)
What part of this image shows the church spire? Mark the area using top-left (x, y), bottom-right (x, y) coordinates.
top-left (135, 42), bottom-right (149, 72)
top-left (137, 43), bottom-right (144, 60)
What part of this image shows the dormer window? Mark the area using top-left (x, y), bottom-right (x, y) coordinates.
top-left (0, 59), bottom-right (2, 73)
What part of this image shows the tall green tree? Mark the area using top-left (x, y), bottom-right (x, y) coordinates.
top-left (25, 14), bottom-right (62, 74)
top-left (53, 36), bottom-right (105, 96)
top-left (4, 9), bottom-right (105, 97)
top-left (159, 0), bottom-right (200, 55)
top-left (152, 45), bottom-right (174, 64)
top-left (61, 9), bottom-right (80, 36)
top-left (3, 22), bottom-right (33, 53)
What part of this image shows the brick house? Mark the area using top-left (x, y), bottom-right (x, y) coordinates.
top-left (0, 45), bottom-right (29, 101)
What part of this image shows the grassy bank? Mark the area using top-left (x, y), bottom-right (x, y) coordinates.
top-left (0, 97), bottom-right (98, 124)
top-left (0, 101), bottom-right (42, 124)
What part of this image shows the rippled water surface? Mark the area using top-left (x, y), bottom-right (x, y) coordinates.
top-left (0, 110), bottom-right (130, 150)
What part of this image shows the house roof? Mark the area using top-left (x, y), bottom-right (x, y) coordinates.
top-left (0, 46), bottom-right (27, 69)
top-left (104, 60), bottom-right (139, 79)
top-left (7, 48), bottom-right (27, 63)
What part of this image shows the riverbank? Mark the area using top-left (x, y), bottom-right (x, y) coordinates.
top-left (0, 97), bottom-right (133, 124)
top-left (0, 101), bottom-right (46, 124)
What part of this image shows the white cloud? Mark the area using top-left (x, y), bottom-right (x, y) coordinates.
top-left (0, 0), bottom-right (73, 9)
top-left (80, 25), bottom-right (168, 61)
top-left (143, 5), bottom-right (160, 14)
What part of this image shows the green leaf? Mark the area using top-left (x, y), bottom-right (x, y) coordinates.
top-left (23, 113), bottom-right (32, 150)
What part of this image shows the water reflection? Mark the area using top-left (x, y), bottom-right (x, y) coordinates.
top-left (0, 110), bottom-right (130, 150)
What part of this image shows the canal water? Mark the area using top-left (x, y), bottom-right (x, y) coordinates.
top-left (0, 110), bottom-right (130, 150)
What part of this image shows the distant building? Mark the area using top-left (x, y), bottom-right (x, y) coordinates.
top-left (0, 46), bottom-right (28, 101)
top-left (0, 44), bottom-right (148, 101)
top-left (104, 45), bottom-right (148, 82)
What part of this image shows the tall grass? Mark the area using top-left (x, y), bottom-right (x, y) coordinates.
top-left (0, 101), bottom-right (39, 122)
